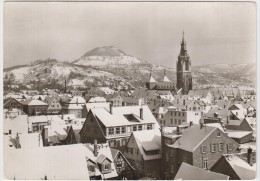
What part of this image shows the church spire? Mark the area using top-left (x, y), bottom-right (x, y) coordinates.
top-left (180, 31), bottom-right (187, 56)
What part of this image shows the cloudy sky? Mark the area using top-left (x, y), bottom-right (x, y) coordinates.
top-left (4, 2), bottom-right (256, 68)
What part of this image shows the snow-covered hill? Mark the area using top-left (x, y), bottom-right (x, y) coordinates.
top-left (4, 46), bottom-right (256, 89)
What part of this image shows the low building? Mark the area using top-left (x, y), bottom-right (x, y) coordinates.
top-left (4, 98), bottom-right (23, 110)
top-left (21, 99), bottom-right (48, 116)
top-left (111, 148), bottom-right (135, 179)
top-left (124, 129), bottom-right (161, 179)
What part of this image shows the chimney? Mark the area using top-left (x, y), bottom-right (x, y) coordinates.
top-left (65, 79), bottom-right (67, 93)
top-left (110, 102), bottom-right (113, 114)
top-left (140, 107), bottom-right (143, 120)
top-left (15, 133), bottom-right (21, 149)
top-left (9, 130), bottom-right (12, 135)
top-left (200, 123), bottom-right (204, 129)
top-left (94, 139), bottom-right (98, 157)
top-left (214, 112), bottom-right (219, 118)
top-left (247, 147), bottom-right (253, 165)
top-left (177, 126), bottom-right (180, 134)
top-left (183, 100), bottom-right (185, 105)
top-left (190, 121), bottom-right (193, 127)
top-left (43, 127), bottom-right (49, 146)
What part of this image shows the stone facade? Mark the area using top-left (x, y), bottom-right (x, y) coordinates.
top-left (176, 32), bottom-right (192, 95)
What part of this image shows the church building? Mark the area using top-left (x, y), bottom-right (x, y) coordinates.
top-left (176, 32), bottom-right (193, 95)
top-left (146, 70), bottom-right (176, 92)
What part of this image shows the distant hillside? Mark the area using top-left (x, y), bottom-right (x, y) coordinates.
top-left (3, 46), bottom-right (256, 90)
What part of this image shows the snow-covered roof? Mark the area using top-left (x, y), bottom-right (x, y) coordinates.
top-left (88, 96), bottom-right (106, 103)
top-left (171, 124), bottom-right (220, 152)
top-left (22, 99), bottom-right (48, 106)
top-left (226, 130), bottom-right (252, 138)
top-left (4, 115), bottom-right (28, 134)
top-left (149, 75), bottom-right (156, 83)
top-left (90, 105), bottom-right (160, 128)
top-left (4, 133), bottom-right (43, 150)
top-left (4, 144), bottom-right (90, 180)
top-left (222, 154), bottom-right (256, 180)
top-left (70, 96), bottom-right (86, 104)
top-left (162, 75), bottom-right (170, 82)
top-left (132, 129), bottom-right (161, 160)
top-left (175, 162), bottom-right (229, 180)
top-left (85, 102), bottom-right (110, 112)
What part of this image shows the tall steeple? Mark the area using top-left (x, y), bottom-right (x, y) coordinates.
top-left (180, 31), bottom-right (187, 56)
top-left (176, 31), bottom-right (192, 95)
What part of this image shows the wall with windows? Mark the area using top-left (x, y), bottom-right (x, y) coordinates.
top-left (80, 112), bottom-right (106, 144)
top-left (193, 128), bottom-right (239, 170)
top-left (123, 134), bottom-right (144, 176)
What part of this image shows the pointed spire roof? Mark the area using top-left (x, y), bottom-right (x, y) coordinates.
top-left (149, 70), bottom-right (156, 83)
top-left (162, 69), bottom-right (170, 82)
top-left (149, 75), bottom-right (156, 83)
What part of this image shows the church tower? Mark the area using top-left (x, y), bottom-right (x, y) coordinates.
top-left (176, 32), bottom-right (192, 94)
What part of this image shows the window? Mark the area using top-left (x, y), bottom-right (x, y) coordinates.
top-left (147, 124), bottom-right (152, 130)
top-left (133, 126), bottom-right (137, 131)
top-left (108, 128), bottom-right (114, 135)
top-left (171, 119), bottom-right (173, 124)
top-left (201, 146), bottom-right (206, 153)
top-left (179, 112), bottom-right (181, 116)
top-left (203, 158), bottom-right (208, 169)
top-left (227, 143), bottom-right (233, 151)
top-left (127, 126), bottom-right (131, 133)
top-left (219, 143), bottom-right (224, 151)
top-left (116, 127), bottom-right (120, 134)
top-left (88, 164), bottom-right (95, 172)
top-left (138, 125), bottom-right (142, 131)
top-left (135, 149), bottom-right (139, 155)
top-left (175, 112), bottom-right (176, 116)
top-left (183, 113), bottom-right (185, 116)
top-left (211, 144), bottom-right (216, 152)
top-left (217, 130), bottom-right (221, 137)
top-left (178, 120), bottom-right (181, 125)
top-left (121, 127), bottom-right (126, 134)
top-left (129, 148), bottom-right (133, 154)
top-left (175, 119), bottom-right (177, 125)
top-left (171, 112), bottom-right (173, 116)
top-left (104, 164), bottom-right (110, 170)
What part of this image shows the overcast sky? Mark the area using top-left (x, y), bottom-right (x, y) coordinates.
top-left (4, 2), bottom-right (256, 68)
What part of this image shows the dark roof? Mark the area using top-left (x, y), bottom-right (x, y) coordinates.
top-left (175, 162), bottom-right (229, 180)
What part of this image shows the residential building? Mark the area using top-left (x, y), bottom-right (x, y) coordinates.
top-left (161, 124), bottom-right (240, 179)
top-left (80, 105), bottom-right (160, 151)
top-left (124, 129), bottom-right (161, 179)
top-left (45, 97), bottom-right (62, 114)
top-left (211, 153), bottom-right (256, 180)
top-left (111, 148), bottom-right (135, 179)
top-left (4, 98), bottom-right (23, 110)
top-left (21, 99), bottom-right (48, 116)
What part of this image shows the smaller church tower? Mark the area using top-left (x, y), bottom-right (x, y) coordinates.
top-left (146, 70), bottom-right (156, 89)
top-left (176, 31), bottom-right (192, 95)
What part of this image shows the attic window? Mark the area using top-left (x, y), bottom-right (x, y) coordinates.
top-left (124, 114), bottom-right (139, 122)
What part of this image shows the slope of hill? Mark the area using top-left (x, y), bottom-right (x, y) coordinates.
top-left (3, 46), bottom-right (256, 90)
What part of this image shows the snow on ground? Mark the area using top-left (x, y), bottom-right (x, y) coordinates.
top-left (74, 56), bottom-right (144, 66)
top-left (7, 66), bottom-right (31, 81)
